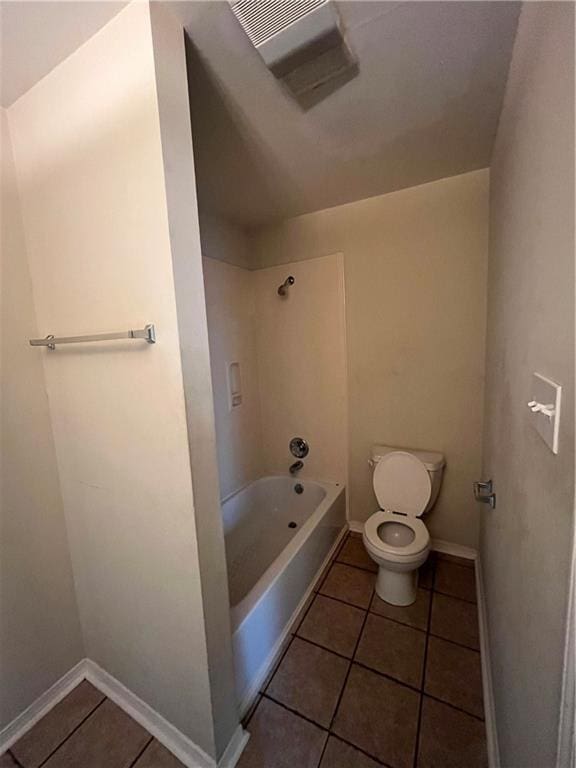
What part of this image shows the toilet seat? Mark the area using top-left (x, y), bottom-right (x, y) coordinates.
top-left (372, 451), bottom-right (431, 516)
top-left (364, 510), bottom-right (429, 558)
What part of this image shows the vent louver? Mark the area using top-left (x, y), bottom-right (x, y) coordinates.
top-left (230, 0), bottom-right (329, 48)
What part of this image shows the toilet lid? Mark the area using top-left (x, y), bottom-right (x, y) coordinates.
top-left (372, 451), bottom-right (431, 517)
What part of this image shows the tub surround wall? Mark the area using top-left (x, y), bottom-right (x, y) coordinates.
top-left (202, 250), bottom-right (348, 499)
top-left (482, 4), bottom-right (575, 766)
top-left (203, 256), bottom-right (264, 500)
top-left (253, 170), bottom-right (488, 548)
top-left (7, 3), bottom-right (225, 757)
top-left (0, 111), bottom-right (84, 730)
top-left (254, 255), bottom-right (347, 484)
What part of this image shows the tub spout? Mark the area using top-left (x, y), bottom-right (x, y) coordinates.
top-left (289, 461), bottom-right (303, 475)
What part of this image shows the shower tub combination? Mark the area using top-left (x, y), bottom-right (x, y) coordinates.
top-left (222, 475), bottom-right (346, 712)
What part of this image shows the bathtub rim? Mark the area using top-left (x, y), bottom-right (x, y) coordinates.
top-left (226, 475), bottom-right (345, 632)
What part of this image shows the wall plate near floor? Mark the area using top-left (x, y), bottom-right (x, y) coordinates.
top-left (528, 373), bottom-right (562, 454)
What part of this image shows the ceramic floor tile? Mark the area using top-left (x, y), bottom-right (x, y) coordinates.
top-left (42, 699), bottom-right (150, 768)
top-left (0, 753), bottom-right (19, 768)
top-left (370, 588), bottom-right (430, 631)
top-left (319, 735), bottom-right (382, 768)
top-left (430, 592), bottom-right (480, 650)
top-left (297, 594), bottom-right (365, 657)
top-left (238, 697), bottom-right (327, 768)
top-left (292, 591), bottom-right (317, 633)
top-left (133, 739), bottom-right (185, 767)
top-left (332, 664), bottom-right (419, 768)
top-left (419, 555), bottom-right (436, 590)
top-left (418, 696), bottom-right (488, 768)
top-left (425, 636), bottom-right (484, 718)
top-left (319, 563), bottom-right (374, 609)
top-left (355, 613), bottom-right (426, 689)
top-left (336, 537), bottom-right (377, 572)
top-left (11, 681), bottom-right (105, 768)
top-left (434, 560), bottom-right (477, 603)
top-left (267, 637), bottom-right (349, 727)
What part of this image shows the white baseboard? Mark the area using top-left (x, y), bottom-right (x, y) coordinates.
top-left (237, 523), bottom-right (348, 719)
top-left (217, 725), bottom-right (250, 768)
top-left (430, 537), bottom-right (477, 561)
top-left (1, 658), bottom-right (248, 768)
top-left (0, 659), bottom-right (87, 754)
top-left (84, 659), bottom-right (219, 768)
top-left (348, 519), bottom-right (363, 533)
top-left (475, 556), bottom-right (500, 768)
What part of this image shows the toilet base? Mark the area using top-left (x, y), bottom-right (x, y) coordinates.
top-left (376, 566), bottom-right (418, 606)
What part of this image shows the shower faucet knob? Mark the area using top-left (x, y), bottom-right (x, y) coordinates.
top-left (290, 437), bottom-right (309, 459)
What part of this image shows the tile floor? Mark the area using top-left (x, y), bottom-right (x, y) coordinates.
top-left (0, 681), bottom-right (185, 768)
top-left (1, 532), bottom-right (486, 768)
top-left (238, 532), bottom-right (487, 768)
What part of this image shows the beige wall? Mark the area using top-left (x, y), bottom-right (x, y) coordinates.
top-left (203, 256), bottom-right (264, 499)
top-left (482, 4), bottom-right (575, 766)
top-left (0, 110), bottom-right (84, 730)
top-left (254, 255), bottom-right (347, 484)
top-left (254, 170), bottom-right (488, 547)
top-left (6, 3), bottom-right (220, 755)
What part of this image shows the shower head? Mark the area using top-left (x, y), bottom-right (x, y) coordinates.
top-left (278, 276), bottom-right (295, 296)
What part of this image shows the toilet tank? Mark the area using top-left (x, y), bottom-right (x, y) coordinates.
top-left (370, 444), bottom-right (445, 512)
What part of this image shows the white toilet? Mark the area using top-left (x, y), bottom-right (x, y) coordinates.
top-left (363, 445), bottom-right (445, 606)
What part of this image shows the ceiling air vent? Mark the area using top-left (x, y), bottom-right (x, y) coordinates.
top-left (229, 0), bottom-right (356, 101)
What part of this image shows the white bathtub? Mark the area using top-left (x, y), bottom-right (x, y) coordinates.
top-left (222, 475), bottom-right (346, 712)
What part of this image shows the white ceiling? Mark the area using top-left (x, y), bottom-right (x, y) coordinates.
top-left (1, 1), bottom-right (520, 227)
top-left (0, 1), bottom-right (126, 107)
top-left (178, 1), bottom-right (520, 227)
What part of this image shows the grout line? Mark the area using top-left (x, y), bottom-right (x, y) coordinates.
top-left (334, 555), bottom-right (377, 574)
top-left (428, 632), bottom-right (481, 653)
top-left (367, 610), bottom-right (428, 634)
top-left (433, 588), bottom-right (477, 606)
top-left (351, 660), bottom-right (423, 695)
top-left (316, 589), bottom-right (370, 612)
top-left (293, 632), bottom-right (444, 700)
top-left (262, 692), bottom-right (393, 768)
top-left (310, 590), bottom-right (367, 614)
top-left (7, 751), bottom-right (25, 768)
top-left (421, 693), bottom-right (485, 722)
top-left (324, 733), bottom-right (394, 768)
top-left (294, 634), bottom-right (355, 662)
top-left (36, 692), bottom-right (107, 768)
top-left (127, 736), bottom-right (154, 768)
top-left (315, 729), bottom-right (331, 768)
top-left (326, 585), bottom-right (374, 734)
top-left (262, 692), bottom-right (329, 732)
top-left (413, 561), bottom-right (436, 768)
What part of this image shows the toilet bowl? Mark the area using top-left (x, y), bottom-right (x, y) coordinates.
top-left (362, 446), bottom-right (445, 606)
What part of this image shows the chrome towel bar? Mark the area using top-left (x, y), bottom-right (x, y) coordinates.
top-left (29, 324), bottom-right (156, 350)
